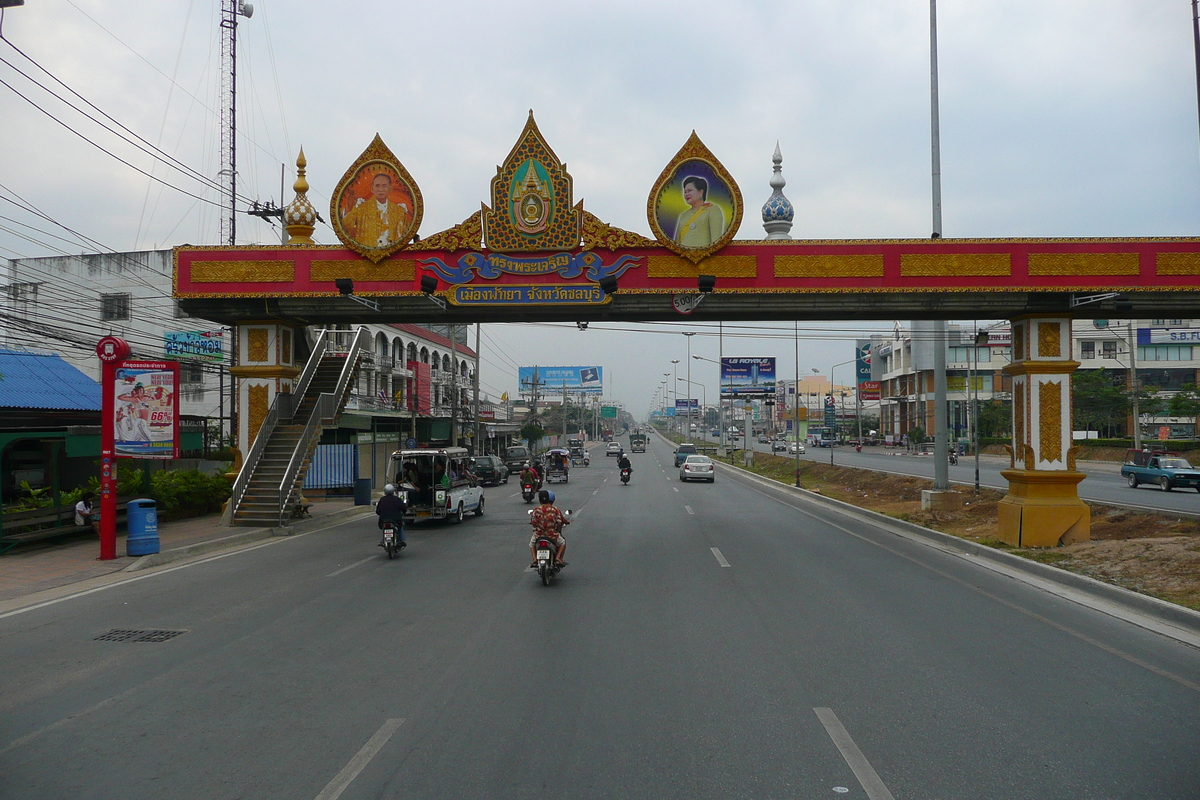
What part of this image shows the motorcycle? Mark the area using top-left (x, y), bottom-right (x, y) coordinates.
top-left (529, 509), bottom-right (571, 586)
top-left (379, 520), bottom-right (404, 559)
top-left (855, 444), bottom-right (862, 453)
top-left (521, 482), bottom-right (537, 503)
top-left (949, 452), bottom-right (959, 466)
top-left (620, 466), bottom-right (632, 485)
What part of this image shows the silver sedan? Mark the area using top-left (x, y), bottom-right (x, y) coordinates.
top-left (679, 455), bottom-right (715, 483)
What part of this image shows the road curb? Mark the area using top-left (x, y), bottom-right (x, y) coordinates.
top-left (710, 457), bottom-right (1200, 640)
top-left (124, 505), bottom-right (373, 573)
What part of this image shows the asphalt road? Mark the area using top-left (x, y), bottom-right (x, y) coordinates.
top-left (2, 435), bottom-right (1199, 799)
top-left (727, 435), bottom-right (1200, 517)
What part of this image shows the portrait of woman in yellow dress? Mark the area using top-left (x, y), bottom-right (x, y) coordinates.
top-left (653, 159), bottom-right (737, 252)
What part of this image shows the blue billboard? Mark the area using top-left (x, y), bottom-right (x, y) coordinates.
top-left (719, 357), bottom-right (776, 396)
top-left (518, 365), bottom-right (603, 395)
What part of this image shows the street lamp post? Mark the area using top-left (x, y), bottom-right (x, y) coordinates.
top-left (678, 377), bottom-right (707, 442)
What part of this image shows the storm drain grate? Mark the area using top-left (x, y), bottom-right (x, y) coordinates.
top-left (94, 629), bottom-right (187, 643)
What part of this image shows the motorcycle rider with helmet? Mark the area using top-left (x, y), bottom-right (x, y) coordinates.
top-left (375, 483), bottom-right (407, 548)
top-left (529, 489), bottom-right (569, 568)
top-left (519, 462), bottom-right (541, 492)
top-left (617, 452), bottom-right (633, 481)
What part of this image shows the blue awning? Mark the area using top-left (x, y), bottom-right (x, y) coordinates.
top-left (0, 348), bottom-right (102, 411)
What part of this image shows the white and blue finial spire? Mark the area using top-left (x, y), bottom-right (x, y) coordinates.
top-left (761, 141), bottom-right (794, 240)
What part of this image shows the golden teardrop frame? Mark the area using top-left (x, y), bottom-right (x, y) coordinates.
top-left (329, 134), bottom-right (424, 264)
top-left (646, 131), bottom-right (743, 264)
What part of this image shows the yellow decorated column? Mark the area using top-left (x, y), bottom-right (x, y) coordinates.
top-left (998, 315), bottom-right (1090, 547)
top-left (229, 323), bottom-right (304, 455)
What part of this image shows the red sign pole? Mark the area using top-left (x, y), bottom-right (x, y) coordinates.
top-left (96, 337), bottom-right (130, 560)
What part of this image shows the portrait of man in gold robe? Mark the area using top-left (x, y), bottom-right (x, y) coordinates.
top-left (340, 171), bottom-right (412, 249)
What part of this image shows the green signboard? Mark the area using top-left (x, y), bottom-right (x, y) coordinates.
top-left (601, 406), bottom-right (618, 418)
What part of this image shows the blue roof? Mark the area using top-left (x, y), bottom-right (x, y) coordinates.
top-left (0, 348), bottom-right (102, 411)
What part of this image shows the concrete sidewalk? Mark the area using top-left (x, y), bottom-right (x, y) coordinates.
top-left (0, 498), bottom-right (372, 605)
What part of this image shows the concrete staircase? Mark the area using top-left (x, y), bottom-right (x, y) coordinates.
top-left (229, 348), bottom-right (362, 527)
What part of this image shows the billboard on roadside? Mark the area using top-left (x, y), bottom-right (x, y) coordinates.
top-left (719, 357), bottom-right (776, 396)
top-left (113, 361), bottom-right (180, 458)
top-left (674, 399), bottom-right (698, 414)
top-left (518, 366), bottom-right (603, 395)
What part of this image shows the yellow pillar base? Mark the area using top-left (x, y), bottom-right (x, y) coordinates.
top-left (997, 469), bottom-right (1090, 548)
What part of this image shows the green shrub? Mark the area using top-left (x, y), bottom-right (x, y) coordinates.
top-left (148, 469), bottom-right (232, 517)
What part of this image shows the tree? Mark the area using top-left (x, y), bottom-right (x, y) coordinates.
top-left (520, 422), bottom-right (545, 452)
top-left (907, 425), bottom-right (926, 445)
top-left (1073, 368), bottom-right (1129, 438)
top-left (1168, 384), bottom-right (1200, 438)
top-left (976, 399), bottom-right (1011, 438)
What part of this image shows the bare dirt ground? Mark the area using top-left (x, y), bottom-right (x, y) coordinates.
top-left (733, 450), bottom-right (1200, 612)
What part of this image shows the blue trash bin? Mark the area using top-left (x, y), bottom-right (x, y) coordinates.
top-left (126, 499), bottom-right (160, 556)
top-left (354, 478), bottom-right (372, 506)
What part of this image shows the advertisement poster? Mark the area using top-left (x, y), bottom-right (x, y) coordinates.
top-left (519, 366), bottom-right (603, 395)
top-left (856, 340), bottom-right (872, 384)
top-left (114, 361), bottom-right (179, 458)
top-left (164, 330), bottom-right (224, 362)
top-left (858, 381), bottom-right (882, 401)
top-left (719, 357), bottom-right (776, 396)
top-left (674, 399), bottom-right (698, 414)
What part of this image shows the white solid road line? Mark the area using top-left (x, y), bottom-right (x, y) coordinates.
top-left (814, 708), bottom-right (896, 800)
top-left (710, 547), bottom-right (731, 567)
top-left (326, 555), bottom-right (377, 577)
top-left (314, 718), bottom-right (406, 800)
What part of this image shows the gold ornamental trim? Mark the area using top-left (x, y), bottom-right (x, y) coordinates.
top-left (192, 260), bottom-right (295, 283)
top-left (774, 254), bottom-right (883, 278)
top-left (1003, 360), bottom-right (1080, 377)
top-left (416, 211), bottom-right (484, 252)
top-left (1012, 322), bottom-right (1025, 361)
top-left (1039, 380), bottom-right (1063, 463)
top-left (646, 131), bottom-right (743, 264)
top-left (899, 253), bottom-right (1011, 277)
top-left (581, 211), bottom-right (658, 250)
top-left (1156, 252), bottom-right (1200, 275)
top-left (1037, 321), bottom-right (1062, 358)
top-left (648, 255), bottom-right (757, 278)
top-left (248, 384), bottom-right (269, 442)
top-left (1028, 252), bottom-right (1139, 276)
top-left (310, 259), bottom-right (415, 282)
top-left (246, 328), bottom-right (269, 363)
top-left (482, 112), bottom-right (581, 252)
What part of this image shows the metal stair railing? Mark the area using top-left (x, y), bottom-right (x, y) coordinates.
top-left (275, 327), bottom-right (368, 526)
top-left (224, 328), bottom-right (337, 525)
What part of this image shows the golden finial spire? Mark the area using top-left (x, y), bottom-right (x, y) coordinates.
top-left (285, 146), bottom-right (316, 245)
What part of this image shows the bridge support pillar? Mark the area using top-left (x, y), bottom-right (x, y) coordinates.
top-left (228, 322), bottom-right (303, 455)
top-left (997, 315), bottom-right (1090, 547)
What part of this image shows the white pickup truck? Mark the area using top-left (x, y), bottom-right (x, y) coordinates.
top-left (391, 446), bottom-right (484, 523)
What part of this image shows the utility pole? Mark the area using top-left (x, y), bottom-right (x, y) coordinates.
top-left (473, 323), bottom-right (482, 455)
top-left (930, 0), bottom-right (951, 493)
top-left (450, 325), bottom-right (459, 448)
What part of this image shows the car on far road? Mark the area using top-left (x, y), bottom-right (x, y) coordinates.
top-left (679, 454), bottom-right (715, 482)
top-left (758, 435), bottom-right (770, 444)
top-left (771, 440), bottom-right (788, 452)
top-left (789, 442), bottom-right (806, 454)
top-left (606, 442), bottom-right (623, 456)
top-left (674, 442), bottom-right (698, 466)
top-left (471, 455), bottom-right (509, 486)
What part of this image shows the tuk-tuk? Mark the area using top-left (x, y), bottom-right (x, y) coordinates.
top-left (569, 446), bottom-right (590, 467)
top-left (544, 448), bottom-right (571, 483)
top-left (390, 446), bottom-right (483, 522)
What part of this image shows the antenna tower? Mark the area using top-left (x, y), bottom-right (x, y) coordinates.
top-left (218, 0), bottom-right (253, 245)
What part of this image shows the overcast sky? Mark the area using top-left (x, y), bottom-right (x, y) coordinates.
top-left (1, 1), bottom-right (1197, 416)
